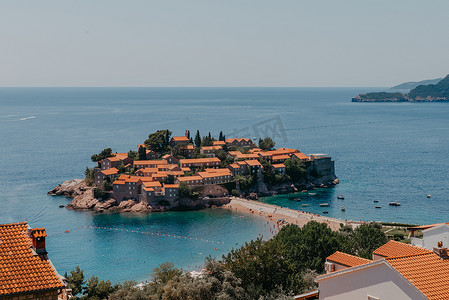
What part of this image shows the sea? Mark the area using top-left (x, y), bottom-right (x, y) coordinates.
top-left (1, 87), bottom-right (448, 283)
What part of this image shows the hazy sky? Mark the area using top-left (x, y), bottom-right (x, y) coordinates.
top-left (1, 1), bottom-right (448, 87)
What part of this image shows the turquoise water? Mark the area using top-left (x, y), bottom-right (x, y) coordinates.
top-left (1, 87), bottom-right (448, 282)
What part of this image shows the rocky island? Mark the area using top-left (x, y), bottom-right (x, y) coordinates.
top-left (49, 130), bottom-right (338, 213)
top-left (352, 74), bottom-right (449, 102)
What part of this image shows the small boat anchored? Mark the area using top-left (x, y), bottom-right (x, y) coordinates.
top-left (319, 203), bottom-right (330, 207)
top-left (374, 200), bottom-right (379, 203)
top-left (375, 206), bottom-right (382, 209)
top-left (340, 206), bottom-right (345, 212)
top-left (427, 195), bottom-right (432, 198)
top-left (337, 195), bottom-right (344, 200)
top-left (301, 204), bottom-right (309, 207)
top-left (389, 202), bottom-right (401, 207)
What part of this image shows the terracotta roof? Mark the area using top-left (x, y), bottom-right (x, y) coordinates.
top-left (171, 136), bottom-right (189, 142)
top-left (272, 154), bottom-right (290, 160)
top-left (326, 251), bottom-right (371, 267)
top-left (292, 152), bottom-right (309, 160)
top-left (100, 167), bottom-right (119, 175)
top-left (136, 168), bottom-right (158, 174)
top-left (387, 253), bottom-right (449, 300)
top-left (212, 141), bottom-right (226, 146)
top-left (164, 184), bottom-right (180, 189)
top-left (226, 138), bottom-right (252, 143)
top-left (113, 180), bottom-right (125, 185)
top-left (272, 163), bottom-right (285, 168)
top-left (184, 144), bottom-right (194, 150)
top-left (31, 228), bottom-right (47, 238)
top-left (106, 156), bottom-right (121, 162)
top-left (118, 175), bottom-right (129, 180)
top-left (134, 160), bottom-right (168, 165)
top-left (228, 163), bottom-right (241, 169)
top-left (177, 176), bottom-right (203, 182)
top-left (114, 153), bottom-right (129, 160)
top-left (179, 158), bottom-right (220, 164)
top-left (143, 181), bottom-right (162, 187)
top-left (236, 153), bottom-right (259, 159)
top-left (245, 160), bottom-right (262, 167)
top-left (373, 240), bottom-right (431, 258)
top-left (143, 187), bottom-right (154, 192)
top-left (198, 171), bottom-right (232, 179)
top-left (201, 146), bottom-right (222, 151)
top-left (181, 167), bottom-right (191, 172)
top-left (228, 151), bottom-right (242, 156)
top-left (0, 222), bottom-right (65, 296)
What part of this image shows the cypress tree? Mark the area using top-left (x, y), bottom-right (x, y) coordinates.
top-left (195, 130), bottom-right (201, 148)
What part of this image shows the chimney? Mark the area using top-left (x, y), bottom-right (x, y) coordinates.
top-left (29, 228), bottom-right (47, 254)
top-left (433, 241), bottom-right (448, 259)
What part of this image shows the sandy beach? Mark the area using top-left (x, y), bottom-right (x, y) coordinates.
top-left (223, 197), bottom-right (361, 231)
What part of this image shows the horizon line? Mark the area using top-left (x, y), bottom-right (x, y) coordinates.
top-left (0, 86), bottom-right (387, 89)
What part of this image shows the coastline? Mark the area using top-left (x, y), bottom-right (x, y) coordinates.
top-left (222, 197), bottom-right (361, 231)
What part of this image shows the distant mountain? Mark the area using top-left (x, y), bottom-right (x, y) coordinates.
top-left (389, 78), bottom-right (443, 92)
top-left (352, 75), bottom-right (449, 102)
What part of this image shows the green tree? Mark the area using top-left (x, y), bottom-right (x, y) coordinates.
top-left (102, 178), bottom-right (113, 191)
top-left (165, 175), bottom-right (175, 184)
top-left (219, 131), bottom-right (224, 141)
top-left (84, 167), bottom-right (95, 186)
top-left (127, 150), bottom-right (138, 160)
top-left (65, 266), bottom-right (85, 297)
top-left (194, 130), bottom-right (201, 148)
top-left (284, 158), bottom-right (306, 182)
top-left (144, 130), bottom-right (172, 153)
top-left (138, 146), bottom-right (147, 160)
top-left (152, 262), bottom-right (183, 285)
top-left (350, 223), bottom-right (387, 259)
top-left (259, 137), bottom-right (275, 150)
top-left (91, 148), bottom-right (113, 162)
top-left (82, 275), bottom-right (117, 300)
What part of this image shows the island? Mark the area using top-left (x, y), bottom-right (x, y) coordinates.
top-left (352, 74), bottom-right (449, 102)
top-left (48, 130), bottom-right (338, 212)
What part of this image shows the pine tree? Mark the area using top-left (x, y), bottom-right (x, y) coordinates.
top-left (186, 130), bottom-right (190, 139)
top-left (219, 131), bottom-right (224, 141)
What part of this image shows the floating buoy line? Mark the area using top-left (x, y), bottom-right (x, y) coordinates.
top-left (48, 226), bottom-right (224, 245)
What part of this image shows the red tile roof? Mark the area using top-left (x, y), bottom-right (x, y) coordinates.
top-left (212, 141), bottom-right (226, 146)
top-left (0, 222), bottom-right (65, 296)
top-left (245, 160), bottom-right (262, 167)
top-left (172, 136), bottom-right (189, 142)
top-left (272, 163), bottom-right (285, 168)
top-left (292, 152), bottom-right (309, 160)
top-left (164, 184), bottom-right (180, 189)
top-left (134, 160), bottom-right (168, 165)
top-left (177, 176), bottom-right (203, 182)
top-left (326, 251), bottom-right (371, 267)
top-left (179, 158), bottom-right (220, 164)
top-left (100, 167), bottom-right (119, 175)
top-left (387, 253), bottom-right (449, 299)
top-left (373, 240), bottom-right (431, 258)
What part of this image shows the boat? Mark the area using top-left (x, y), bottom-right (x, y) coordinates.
top-left (340, 206), bottom-right (345, 211)
top-left (374, 200), bottom-right (379, 203)
top-left (319, 203), bottom-right (330, 207)
top-left (309, 193), bottom-right (317, 196)
top-left (389, 202), bottom-right (401, 206)
top-left (427, 195), bottom-right (431, 198)
top-left (337, 195), bottom-right (344, 199)
top-left (301, 204), bottom-right (309, 207)
top-left (59, 205), bottom-right (65, 208)
top-left (375, 206), bottom-right (382, 209)
top-left (322, 211), bottom-right (329, 214)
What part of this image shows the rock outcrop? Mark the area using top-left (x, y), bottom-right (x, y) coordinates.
top-left (47, 179), bottom-right (91, 197)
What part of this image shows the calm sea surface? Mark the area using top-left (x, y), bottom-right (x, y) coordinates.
top-left (1, 87), bottom-right (448, 282)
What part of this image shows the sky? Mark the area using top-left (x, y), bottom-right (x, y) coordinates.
top-left (1, 0), bottom-right (448, 87)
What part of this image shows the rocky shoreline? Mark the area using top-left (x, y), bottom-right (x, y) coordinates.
top-left (48, 179), bottom-right (230, 213)
top-left (48, 176), bottom-right (338, 213)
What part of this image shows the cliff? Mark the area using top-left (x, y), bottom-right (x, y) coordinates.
top-left (352, 75), bottom-right (449, 102)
